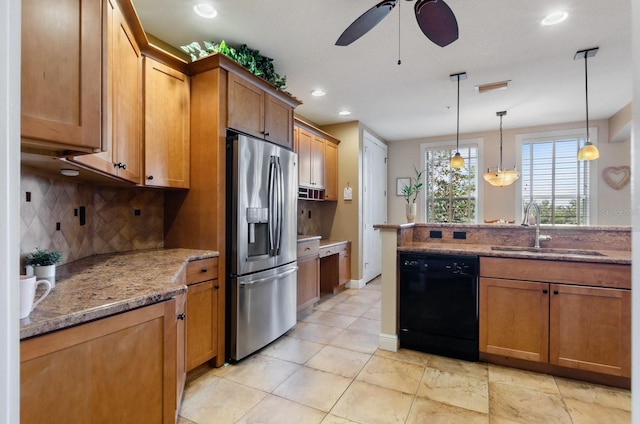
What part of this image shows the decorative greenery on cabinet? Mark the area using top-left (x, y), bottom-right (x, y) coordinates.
top-left (181, 40), bottom-right (287, 90)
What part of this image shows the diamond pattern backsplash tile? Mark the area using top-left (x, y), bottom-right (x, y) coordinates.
top-left (20, 170), bottom-right (164, 270)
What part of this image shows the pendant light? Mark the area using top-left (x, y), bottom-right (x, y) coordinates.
top-left (450, 72), bottom-right (467, 168)
top-left (575, 47), bottom-right (599, 161)
top-left (483, 111), bottom-right (520, 187)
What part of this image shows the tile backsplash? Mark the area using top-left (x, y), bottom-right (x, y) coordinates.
top-left (20, 169), bottom-right (164, 269)
top-left (297, 200), bottom-right (322, 236)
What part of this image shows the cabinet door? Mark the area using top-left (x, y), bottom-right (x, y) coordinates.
top-left (227, 72), bottom-right (265, 138)
top-left (21, 301), bottom-right (176, 424)
top-left (71, 0), bottom-right (142, 183)
top-left (479, 278), bottom-right (549, 362)
top-left (175, 292), bottom-right (186, 411)
top-left (144, 57), bottom-right (190, 188)
top-left (298, 128), bottom-right (313, 187)
top-left (338, 243), bottom-right (351, 287)
top-left (264, 93), bottom-right (293, 149)
top-left (21, 0), bottom-right (102, 152)
top-left (186, 279), bottom-right (219, 371)
top-left (297, 254), bottom-right (319, 311)
top-left (324, 141), bottom-right (338, 200)
top-left (311, 135), bottom-right (325, 188)
top-left (549, 284), bottom-right (631, 377)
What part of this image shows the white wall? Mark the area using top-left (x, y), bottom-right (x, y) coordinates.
top-left (387, 119), bottom-right (631, 225)
top-left (0, 0), bottom-right (21, 420)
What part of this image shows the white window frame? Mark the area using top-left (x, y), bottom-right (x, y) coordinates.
top-left (419, 138), bottom-right (484, 223)
top-left (515, 127), bottom-right (598, 225)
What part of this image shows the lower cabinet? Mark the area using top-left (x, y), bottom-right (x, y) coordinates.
top-left (319, 242), bottom-right (351, 295)
top-left (297, 239), bottom-right (320, 311)
top-left (479, 257), bottom-right (631, 379)
top-left (20, 300), bottom-right (180, 424)
top-left (185, 257), bottom-right (220, 371)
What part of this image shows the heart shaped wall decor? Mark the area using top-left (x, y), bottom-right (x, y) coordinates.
top-left (601, 166), bottom-right (631, 190)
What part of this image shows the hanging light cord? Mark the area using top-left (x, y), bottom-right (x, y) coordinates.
top-left (498, 113), bottom-right (503, 170)
top-left (456, 75), bottom-right (460, 152)
top-left (584, 52), bottom-right (590, 143)
top-left (397, 0), bottom-right (401, 65)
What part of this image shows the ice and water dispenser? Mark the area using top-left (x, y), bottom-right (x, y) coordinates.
top-left (246, 207), bottom-right (269, 257)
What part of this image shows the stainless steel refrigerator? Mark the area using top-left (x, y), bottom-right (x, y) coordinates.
top-left (226, 133), bottom-right (298, 361)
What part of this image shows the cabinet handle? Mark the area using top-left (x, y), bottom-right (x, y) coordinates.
top-left (177, 313), bottom-right (186, 320)
top-left (214, 284), bottom-right (220, 289)
top-left (553, 290), bottom-right (559, 295)
top-left (262, 131), bottom-right (270, 137)
top-left (121, 163), bottom-right (126, 170)
top-left (147, 175), bottom-right (154, 180)
top-left (305, 247), bottom-right (311, 251)
top-left (201, 268), bottom-right (208, 273)
top-left (542, 289), bottom-right (548, 294)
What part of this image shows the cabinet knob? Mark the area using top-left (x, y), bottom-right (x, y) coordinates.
top-left (553, 290), bottom-right (559, 295)
top-left (214, 284), bottom-right (220, 289)
top-left (121, 163), bottom-right (127, 170)
top-left (147, 175), bottom-right (154, 180)
top-left (542, 289), bottom-right (548, 294)
top-left (177, 313), bottom-right (186, 320)
top-left (201, 268), bottom-right (208, 273)
top-left (262, 131), bottom-right (270, 137)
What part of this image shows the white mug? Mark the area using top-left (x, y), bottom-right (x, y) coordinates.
top-left (20, 275), bottom-right (51, 319)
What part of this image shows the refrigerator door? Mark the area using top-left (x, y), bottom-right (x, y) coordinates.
top-left (230, 263), bottom-right (298, 360)
top-left (231, 134), bottom-right (297, 276)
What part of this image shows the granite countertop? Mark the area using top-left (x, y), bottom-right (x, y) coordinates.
top-left (319, 239), bottom-right (349, 249)
top-left (398, 242), bottom-right (631, 265)
top-left (20, 248), bottom-right (219, 340)
top-left (297, 235), bottom-right (321, 242)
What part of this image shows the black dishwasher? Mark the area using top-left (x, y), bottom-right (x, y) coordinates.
top-left (398, 252), bottom-right (479, 361)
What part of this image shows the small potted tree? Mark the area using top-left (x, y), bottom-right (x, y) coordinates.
top-left (25, 248), bottom-right (62, 288)
top-left (401, 165), bottom-right (424, 223)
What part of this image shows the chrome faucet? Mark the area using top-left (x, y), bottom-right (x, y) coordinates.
top-left (521, 202), bottom-right (552, 248)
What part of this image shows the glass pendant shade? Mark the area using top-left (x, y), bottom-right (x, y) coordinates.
top-left (577, 141), bottom-right (600, 160)
top-left (484, 111), bottom-right (519, 187)
top-left (450, 152), bottom-right (465, 168)
top-left (483, 167), bottom-right (521, 187)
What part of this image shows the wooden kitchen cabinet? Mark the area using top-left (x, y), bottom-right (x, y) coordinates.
top-left (297, 239), bottom-right (320, 311)
top-left (324, 140), bottom-right (339, 201)
top-left (175, 292), bottom-right (186, 410)
top-left (21, 0), bottom-right (102, 153)
top-left (71, 0), bottom-right (143, 183)
top-left (338, 242), bottom-right (351, 287)
top-left (297, 128), bottom-right (325, 189)
top-left (227, 72), bottom-right (294, 149)
top-left (21, 300), bottom-right (179, 424)
top-left (185, 257), bottom-right (220, 371)
top-left (144, 57), bottom-right (190, 188)
top-left (479, 257), bottom-right (631, 379)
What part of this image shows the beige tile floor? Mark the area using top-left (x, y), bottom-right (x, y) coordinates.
top-left (178, 278), bottom-right (631, 424)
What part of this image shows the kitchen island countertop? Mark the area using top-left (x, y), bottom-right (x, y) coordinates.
top-left (20, 248), bottom-right (218, 340)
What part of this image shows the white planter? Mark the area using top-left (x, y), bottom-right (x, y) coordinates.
top-left (34, 264), bottom-right (56, 288)
top-left (406, 203), bottom-right (417, 223)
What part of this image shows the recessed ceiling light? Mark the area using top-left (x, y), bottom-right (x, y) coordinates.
top-left (194, 3), bottom-right (217, 19)
top-left (311, 89), bottom-right (326, 97)
top-left (541, 11), bottom-right (568, 26)
top-left (338, 110), bottom-right (351, 116)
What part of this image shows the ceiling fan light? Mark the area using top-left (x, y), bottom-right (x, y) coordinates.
top-left (578, 142), bottom-right (600, 161)
top-left (450, 152), bottom-right (465, 168)
top-left (193, 4), bottom-right (217, 19)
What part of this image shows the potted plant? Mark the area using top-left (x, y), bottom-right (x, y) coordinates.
top-left (401, 165), bottom-right (424, 223)
top-left (25, 248), bottom-right (62, 288)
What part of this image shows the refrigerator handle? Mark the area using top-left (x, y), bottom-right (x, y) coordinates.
top-left (268, 157), bottom-right (277, 255)
top-left (238, 266), bottom-right (298, 286)
top-left (276, 157), bottom-right (284, 254)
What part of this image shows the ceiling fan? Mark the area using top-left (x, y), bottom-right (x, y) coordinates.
top-left (335, 0), bottom-right (459, 48)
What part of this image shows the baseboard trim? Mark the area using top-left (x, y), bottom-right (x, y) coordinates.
top-left (378, 333), bottom-right (399, 352)
top-left (345, 279), bottom-right (365, 289)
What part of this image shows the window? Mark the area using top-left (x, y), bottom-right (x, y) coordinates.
top-left (421, 140), bottom-right (480, 223)
top-left (518, 129), bottom-right (594, 225)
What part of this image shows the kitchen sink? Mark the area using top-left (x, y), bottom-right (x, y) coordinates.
top-left (490, 246), bottom-right (607, 257)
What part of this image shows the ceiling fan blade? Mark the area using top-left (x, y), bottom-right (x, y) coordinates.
top-left (336, 0), bottom-right (397, 46)
top-left (414, 0), bottom-right (459, 47)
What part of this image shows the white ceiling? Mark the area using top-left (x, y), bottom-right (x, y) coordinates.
top-left (131, 0), bottom-right (632, 142)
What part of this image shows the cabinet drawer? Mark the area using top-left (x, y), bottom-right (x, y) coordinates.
top-left (319, 243), bottom-right (347, 258)
top-left (186, 257), bottom-right (218, 285)
top-left (297, 239), bottom-right (319, 258)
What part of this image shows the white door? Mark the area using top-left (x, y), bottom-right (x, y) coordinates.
top-left (362, 131), bottom-right (387, 283)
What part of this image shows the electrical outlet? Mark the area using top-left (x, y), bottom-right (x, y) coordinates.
top-left (56, 222), bottom-right (61, 231)
top-left (453, 231), bottom-right (467, 240)
top-left (429, 230), bottom-right (442, 239)
top-left (134, 209), bottom-right (141, 216)
top-left (79, 206), bottom-right (86, 226)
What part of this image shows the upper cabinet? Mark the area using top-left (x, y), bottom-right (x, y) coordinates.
top-left (143, 58), bottom-right (190, 189)
top-left (21, 0), bottom-right (102, 154)
top-left (294, 119), bottom-right (340, 201)
top-left (227, 72), bottom-right (294, 149)
top-left (71, 0), bottom-right (143, 184)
